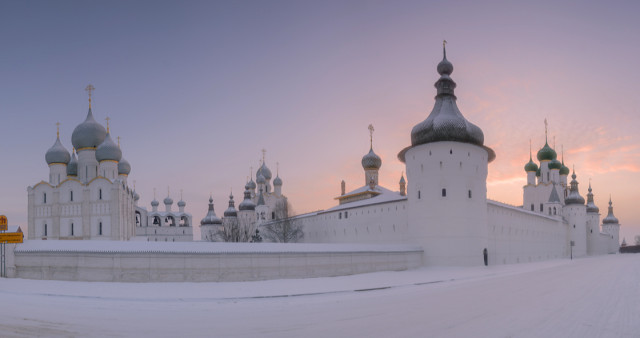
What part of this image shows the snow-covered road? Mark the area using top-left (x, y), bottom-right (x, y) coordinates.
top-left (1, 254), bottom-right (638, 337)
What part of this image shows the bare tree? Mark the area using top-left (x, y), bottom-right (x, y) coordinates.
top-left (261, 200), bottom-right (304, 243)
top-left (214, 218), bottom-right (252, 242)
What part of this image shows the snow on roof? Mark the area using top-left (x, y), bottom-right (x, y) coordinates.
top-left (327, 186), bottom-right (406, 212)
top-left (15, 240), bottom-right (422, 254)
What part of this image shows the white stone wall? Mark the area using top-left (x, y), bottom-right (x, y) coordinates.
top-left (11, 242), bottom-right (423, 282)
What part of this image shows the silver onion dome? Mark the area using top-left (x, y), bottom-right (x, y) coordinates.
top-left (401, 43), bottom-right (494, 163)
top-left (134, 192), bottom-right (140, 201)
top-left (177, 199), bottom-right (186, 208)
top-left (565, 171), bottom-right (585, 205)
top-left (151, 199), bottom-right (159, 207)
top-left (361, 148), bottom-right (382, 170)
top-left (602, 198), bottom-right (619, 224)
top-left (224, 193), bottom-right (237, 217)
top-left (72, 108), bottom-right (107, 150)
top-left (273, 175), bottom-right (283, 186)
top-left (96, 132), bottom-right (122, 162)
top-left (200, 196), bottom-right (222, 225)
top-left (586, 184), bottom-right (599, 213)
top-left (163, 196), bottom-right (173, 205)
top-left (238, 188), bottom-right (256, 211)
top-left (256, 173), bottom-right (266, 184)
top-left (67, 150), bottom-right (78, 176)
top-left (257, 163), bottom-right (272, 181)
top-left (118, 157), bottom-right (131, 175)
top-left (248, 179), bottom-right (256, 190)
top-left (45, 136), bottom-right (71, 165)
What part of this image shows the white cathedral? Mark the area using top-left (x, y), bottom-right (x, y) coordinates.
top-left (283, 45), bottom-right (621, 266)
top-left (27, 87), bottom-right (193, 242)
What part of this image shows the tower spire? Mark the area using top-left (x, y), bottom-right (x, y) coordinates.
top-left (443, 39), bottom-right (447, 58)
top-left (56, 122), bottom-right (60, 138)
top-left (368, 124), bottom-right (374, 149)
top-left (85, 84), bottom-right (95, 109)
top-left (529, 139), bottom-right (532, 160)
top-left (105, 117), bottom-right (110, 133)
top-left (261, 148), bottom-right (266, 164)
top-left (544, 118), bottom-right (548, 144)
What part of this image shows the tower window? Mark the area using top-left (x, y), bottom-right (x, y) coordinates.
top-left (418, 190), bottom-right (421, 199)
top-left (345, 211), bottom-right (348, 219)
top-left (43, 193), bottom-right (47, 204)
top-left (547, 172), bottom-right (549, 181)
top-left (71, 223), bottom-right (74, 236)
top-left (540, 204), bottom-right (543, 212)
top-left (531, 204), bottom-right (534, 211)
top-left (44, 223), bottom-right (47, 236)
top-left (99, 189), bottom-right (102, 200)
top-left (442, 188), bottom-right (447, 197)
top-left (70, 191), bottom-right (73, 202)
top-left (271, 212), bottom-right (275, 219)
top-left (99, 222), bottom-right (103, 235)
top-left (339, 212), bottom-right (342, 219)
top-left (468, 190), bottom-right (472, 199)
top-left (450, 149), bottom-right (452, 154)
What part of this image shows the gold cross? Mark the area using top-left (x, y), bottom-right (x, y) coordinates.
top-left (85, 84), bottom-right (95, 108)
top-left (443, 40), bottom-right (447, 48)
top-left (56, 122), bottom-right (60, 138)
top-left (105, 117), bottom-right (110, 133)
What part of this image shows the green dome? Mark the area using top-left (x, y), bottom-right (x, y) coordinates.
top-left (536, 168), bottom-right (541, 177)
top-left (536, 142), bottom-right (557, 161)
top-left (559, 162), bottom-right (570, 175)
top-left (524, 159), bottom-right (538, 172)
top-left (548, 158), bottom-right (562, 170)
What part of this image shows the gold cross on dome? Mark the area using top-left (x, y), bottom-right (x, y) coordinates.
top-left (105, 117), bottom-right (110, 133)
top-left (56, 122), bottom-right (60, 138)
top-left (85, 84), bottom-right (95, 108)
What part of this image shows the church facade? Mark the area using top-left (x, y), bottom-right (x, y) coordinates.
top-left (288, 45), bottom-right (621, 266)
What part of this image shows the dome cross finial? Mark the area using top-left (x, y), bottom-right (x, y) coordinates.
top-left (276, 161), bottom-right (279, 176)
top-left (262, 148), bottom-right (266, 163)
top-left (529, 139), bottom-right (532, 160)
top-left (443, 40), bottom-right (447, 58)
top-left (544, 118), bottom-right (549, 144)
top-left (368, 124), bottom-right (374, 149)
top-left (153, 187), bottom-right (156, 199)
top-left (117, 136), bottom-right (120, 148)
top-left (85, 84), bottom-right (95, 108)
top-left (105, 117), bottom-right (110, 133)
top-left (56, 122), bottom-right (60, 138)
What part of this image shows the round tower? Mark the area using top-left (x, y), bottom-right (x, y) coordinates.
top-left (564, 170), bottom-right (587, 258)
top-left (398, 43), bottom-right (495, 266)
top-left (602, 197), bottom-right (621, 254)
top-left (45, 123), bottom-right (71, 186)
top-left (585, 182), bottom-right (601, 255)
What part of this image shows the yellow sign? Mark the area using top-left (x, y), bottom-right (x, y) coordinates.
top-left (0, 232), bottom-right (22, 244)
top-left (0, 215), bottom-right (7, 231)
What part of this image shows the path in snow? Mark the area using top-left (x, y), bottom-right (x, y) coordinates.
top-left (0, 254), bottom-right (638, 337)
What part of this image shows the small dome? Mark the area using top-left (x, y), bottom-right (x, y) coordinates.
top-left (67, 150), bottom-right (78, 176)
top-left (45, 137), bottom-right (71, 165)
top-left (524, 158), bottom-right (538, 172)
top-left (200, 197), bottom-right (222, 225)
top-left (559, 162), bottom-right (570, 176)
top-left (118, 157), bottom-right (131, 175)
top-left (437, 56), bottom-right (453, 75)
top-left (256, 173), bottom-right (266, 184)
top-left (548, 159), bottom-right (562, 170)
top-left (151, 199), bottom-right (159, 207)
top-left (177, 199), bottom-right (186, 207)
top-left (603, 198), bottom-right (619, 224)
top-left (273, 175), bottom-right (283, 186)
top-left (164, 196), bottom-right (173, 205)
top-left (257, 163), bottom-right (272, 181)
top-left (134, 192), bottom-right (140, 201)
top-left (238, 189), bottom-right (256, 211)
top-left (72, 108), bottom-right (107, 150)
top-left (361, 148), bottom-right (382, 170)
top-left (536, 142), bottom-right (557, 161)
top-left (96, 133), bottom-right (122, 162)
top-left (224, 194), bottom-right (237, 217)
top-left (248, 179), bottom-right (256, 190)
top-left (565, 172), bottom-right (585, 205)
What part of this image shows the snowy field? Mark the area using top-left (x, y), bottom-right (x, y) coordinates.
top-left (0, 254), bottom-right (638, 337)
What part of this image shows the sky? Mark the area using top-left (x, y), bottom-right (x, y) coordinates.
top-left (1, 0), bottom-right (639, 242)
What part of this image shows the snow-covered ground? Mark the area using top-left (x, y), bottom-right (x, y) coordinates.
top-left (1, 254), bottom-right (638, 337)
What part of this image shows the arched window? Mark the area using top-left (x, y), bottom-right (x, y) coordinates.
top-left (553, 207), bottom-right (557, 215)
top-left (44, 223), bottom-right (48, 236)
top-left (530, 204), bottom-right (534, 211)
top-left (99, 189), bottom-right (102, 200)
top-left (71, 223), bottom-right (74, 236)
top-left (99, 222), bottom-right (103, 235)
top-left (70, 191), bottom-right (73, 202)
top-left (43, 193), bottom-right (47, 204)
top-left (468, 190), bottom-right (472, 199)
top-left (418, 190), bottom-right (421, 199)
top-left (540, 203), bottom-right (543, 212)
top-left (339, 212), bottom-right (342, 219)
top-left (345, 211), bottom-right (348, 219)
top-left (442, 188), bottom-right (447, 197)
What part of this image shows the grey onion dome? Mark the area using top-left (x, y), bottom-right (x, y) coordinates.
top-left (164, 196), bottom-right (173, 205)
top-left (560, 161), bottom-right (570, 176)
top-left (586, 184), bottom-right (599, 213)
top-left (177, 199), bottom-right (186, 208)
top-left (96, 132), bottom-right (122, 162)
top-left (118, 157), bottom-right (131, 175)
top-left (273, 175), bottom-right (283, 186)
top-left (151, 199), bottom-right (159, 207)
top-left (361, 148), bottom-right (382, 170)
top-left (256, 173), bottom-right (266, 184)
top-left (238, 188), bottom-right (256, 211)
top-left (71, 108), bottom-right (107, 150)
top-left (200, 196), bottom-right (222, 225)
top-left (67, 150), bottom-right (78, 176)
top-left (548, 158), bottom-right (562, 170)
top-left (565, 171), bottom-right (585, 205)
top-left (248, 179), bottom-right (256, 190)
top-left (224, 193), bottom-right (237, 217)
top-left (602, 198), bottom-right (619, 224)
top-left (45, 136), bottom-right (71, 165)
top-left (403, 44), bottom-right (494, 163)
top-left (133, 192), bottom-right (140, 201)
top-left (257, 163), bottom-right (272, 181)
top-left (537, 142), bottom-right (557, 161)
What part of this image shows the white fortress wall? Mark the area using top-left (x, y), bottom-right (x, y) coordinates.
top-left (10, 241), bottom-right (422, 282)
top-left (298, 199), bottom-right (408, 244)
top-left (487, 200), bottom-right (568, 265)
